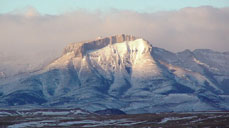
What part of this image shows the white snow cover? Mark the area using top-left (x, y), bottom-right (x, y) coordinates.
top-left (0, 34), bottom-right (229, 113)
top-left (159, 116), bottom-right (197, 124)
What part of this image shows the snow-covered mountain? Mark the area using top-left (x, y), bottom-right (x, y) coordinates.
top-left (0, 34), bottom-right (229, 113)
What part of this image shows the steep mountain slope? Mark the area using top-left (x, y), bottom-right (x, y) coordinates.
top-left (0, 34), bottom-right (228, 113)
top-left (152, 48), bottom-right (229, 95)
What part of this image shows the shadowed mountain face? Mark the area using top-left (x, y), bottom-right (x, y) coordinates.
top-left (0, 34), bottom-right (229, 113)
top-left (94, 108), bottom-right (126, 115)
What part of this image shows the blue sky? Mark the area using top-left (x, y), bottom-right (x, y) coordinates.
top-left (0, 0), bottom-right (229, 15)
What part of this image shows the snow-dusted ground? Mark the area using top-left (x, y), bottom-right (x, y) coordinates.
top-left (159, 116), bottom-right (197, 124)
top-left (0, 108), bottom-right (229, 128)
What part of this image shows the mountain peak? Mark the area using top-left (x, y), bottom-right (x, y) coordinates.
top-left (47, 35), bottom-right (151, 70)
top-left (1, 35), bottom-right (229, 114)
top-left (63, 34), bottom-right (136, 57)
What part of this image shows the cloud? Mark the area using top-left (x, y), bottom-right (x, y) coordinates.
top-left (0, 6), bottom-right (229, 60)
top-left (8, 6), bottom-right (40, 18)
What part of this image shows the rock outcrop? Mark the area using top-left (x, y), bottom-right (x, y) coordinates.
top-left (63, 34), bottom-right (136, 57)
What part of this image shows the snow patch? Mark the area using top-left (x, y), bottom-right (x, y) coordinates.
top-left (159, 116), bottom-right (197, 124)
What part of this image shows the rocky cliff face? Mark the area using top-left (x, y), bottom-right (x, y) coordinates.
top-left (0, 34), bottom-right (229, 113)
top-left (63, 34), bottom-right (136, 57)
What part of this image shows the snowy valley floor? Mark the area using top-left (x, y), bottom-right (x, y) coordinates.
top-left (0, 109), bottom-right (229, 128)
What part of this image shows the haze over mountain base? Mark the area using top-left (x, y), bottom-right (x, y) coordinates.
top-left (0, 34), bottom-right (229, 113)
